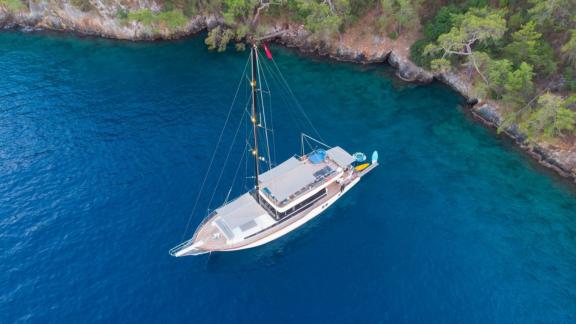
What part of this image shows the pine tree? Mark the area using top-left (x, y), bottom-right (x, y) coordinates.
top-left (424, 7), bottom-right (507, 85)
top-left (502, 62), bottom-right (535, 111)
top-left (521, 93), bottom-right (576, 140)
top-left (503, 21), bottom-right (557, 75)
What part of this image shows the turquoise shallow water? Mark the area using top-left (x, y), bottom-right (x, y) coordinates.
top-left (1, 31), bottom-right (575, 323)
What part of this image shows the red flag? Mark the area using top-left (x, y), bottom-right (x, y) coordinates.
top-left (263, 43), bottom-right (273, 60)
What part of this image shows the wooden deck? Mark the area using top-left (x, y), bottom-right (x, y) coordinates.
top-left (192, 181), bottom-right (345, 252)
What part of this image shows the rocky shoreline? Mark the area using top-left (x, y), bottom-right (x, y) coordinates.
top-left (2, 7), bottom-right (575, 184)
top-left (275, 26), bottom-right (576, 184)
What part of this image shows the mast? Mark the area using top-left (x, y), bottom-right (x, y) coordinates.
top-left (250, 44), bottom-right (260, 202)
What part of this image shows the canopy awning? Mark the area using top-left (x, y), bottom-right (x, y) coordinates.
top-left (327, 147), bottom-right (355, 168)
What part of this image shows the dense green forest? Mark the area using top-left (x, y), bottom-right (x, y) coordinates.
top-left (190, 0), bottom-right (576, 144)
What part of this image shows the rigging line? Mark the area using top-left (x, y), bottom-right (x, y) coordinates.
top-left (302, 132), bottom-right (331, 148)
top-left (205, 108), bottom-right (248, 212)
top-left (266, 61), bottom-right (319, 139)
top-left (255, 50), bottom-right (273, 171)
top-left (260, 56), bottom-right (313, 138)
top-left (258, 54), bottom-right (277, 167)
top-left (180, 56), bottom-right (250, 240)
top-left (259, 58), bottom-right (309, 137)
top-left (304, 136), bottom-right (318, 153)
top-left (303, 136), bottom-right (314, 154)
top-left (225, 142), bottom-right (249, 203)
top-left (269, 56), bottom-right (325, 142)
top-left (243, 99), bottom-right (250, 191)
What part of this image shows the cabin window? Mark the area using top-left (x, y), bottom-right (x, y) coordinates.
top-left (275, 188), bottom-right (327, 220)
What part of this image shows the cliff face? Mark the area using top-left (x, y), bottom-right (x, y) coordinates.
top-left (272, 23), bottom-right (433, 83)
top-left (0, 0), bottom-right (219, 39)
top-left (1, 2), bottom-right (431, 84)
top-left (1, 2), bottom-right (575, 183)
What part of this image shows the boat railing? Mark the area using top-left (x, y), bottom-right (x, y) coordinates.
top-left (169, 240), bottom-right (193, 256)
top-left (191, 210), bottom-right (218, 240)
top-left (169, 210), bottom-right (218, 256)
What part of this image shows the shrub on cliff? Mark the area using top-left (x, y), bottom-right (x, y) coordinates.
top-left (410, 39), bottom-right (432, 68)
top-left (71, 0), bottom-right (94, 12)
top-left (128, 9), bottom-right (156, 26)
top-left (205, 26), bottom-right (235, 52)
top-left (164, 0), bottom-right (198, 17)
top-left (0, 0), bottom-right (26, 12)
top-left (204, 25), bottom-right (250, 52)
top-left (520, 93), bottom-right (576, 141)
top-left (157, 10), bottom-right (188, 29)
top-left (127, 9), bottom-right (187, 31)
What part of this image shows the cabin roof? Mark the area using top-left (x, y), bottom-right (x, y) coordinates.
top-left (258, 146), bottom-right (353, 203)
top-left (214, 193), bottom-right (275, 241)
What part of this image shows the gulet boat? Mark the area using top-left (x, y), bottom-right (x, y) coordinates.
top-left (169, 43), bottom-right (378, 257)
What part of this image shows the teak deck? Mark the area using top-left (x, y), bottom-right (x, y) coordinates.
top-left (193, 181), bottom-right (346, 251)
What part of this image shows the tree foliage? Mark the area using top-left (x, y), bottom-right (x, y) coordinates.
top-left (473, 54), bottom-right (513, 98)
top-left (503, 21), bottom-right (556, 75)
top-left (0, 0), bottom-right (26, 12)
top-left (127, 9), bottom-right (188, 30)
top-left (379, 0), bottom-right (421, 36)
top-left (409, 4), bottom-right (461, 69)
top-left (294, 0), bottom-right (345, 39)
top-left (424, 8), bottom-right (506, 57)
top-left (205, 25), bottom-right (243, 51)
top-left (424, 7), bottom-right (507, 86)
top-left (520, 93), bottom-right (576, 140)
top-left (222, 0), bottom-right (259, 24)
top-left (528, 0), bottom-right (575, 31)
top-left (422, 5), bottom-right (461, 40)
top-left (562, 30), bottom-right (576, 70)
top-left (502, 62), bottom-right (535, 111)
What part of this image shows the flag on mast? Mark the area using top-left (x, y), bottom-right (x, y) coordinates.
top-left (263, 43), bottom-right (273, 60)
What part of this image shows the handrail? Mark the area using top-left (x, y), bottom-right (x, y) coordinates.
top-left (169, 210), bottom-right (218, 256)
top-left (169, 240), bottom-right (193, 256)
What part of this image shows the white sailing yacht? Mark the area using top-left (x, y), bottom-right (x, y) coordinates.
top-left (169, 44), bottom-right (378, 257)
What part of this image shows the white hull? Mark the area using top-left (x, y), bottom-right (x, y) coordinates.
top-left (170, 152), bottom-right (378, 257)
top-left (223, 177), bottom-right (360, 252)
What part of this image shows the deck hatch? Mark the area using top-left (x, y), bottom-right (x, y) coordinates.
top-left (240, 220), bottom-right (258, 231)
top-left (214, 218), bottom-right (234, 240)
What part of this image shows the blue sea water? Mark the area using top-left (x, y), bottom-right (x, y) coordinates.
top-left (1, 31), bottom-right (575, 323)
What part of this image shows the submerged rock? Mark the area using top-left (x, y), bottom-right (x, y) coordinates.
top-left (387, 51), bottom-right (433, 83)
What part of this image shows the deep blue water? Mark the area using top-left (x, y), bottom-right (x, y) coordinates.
top-left (1, 31), bottom-right (575, 323)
